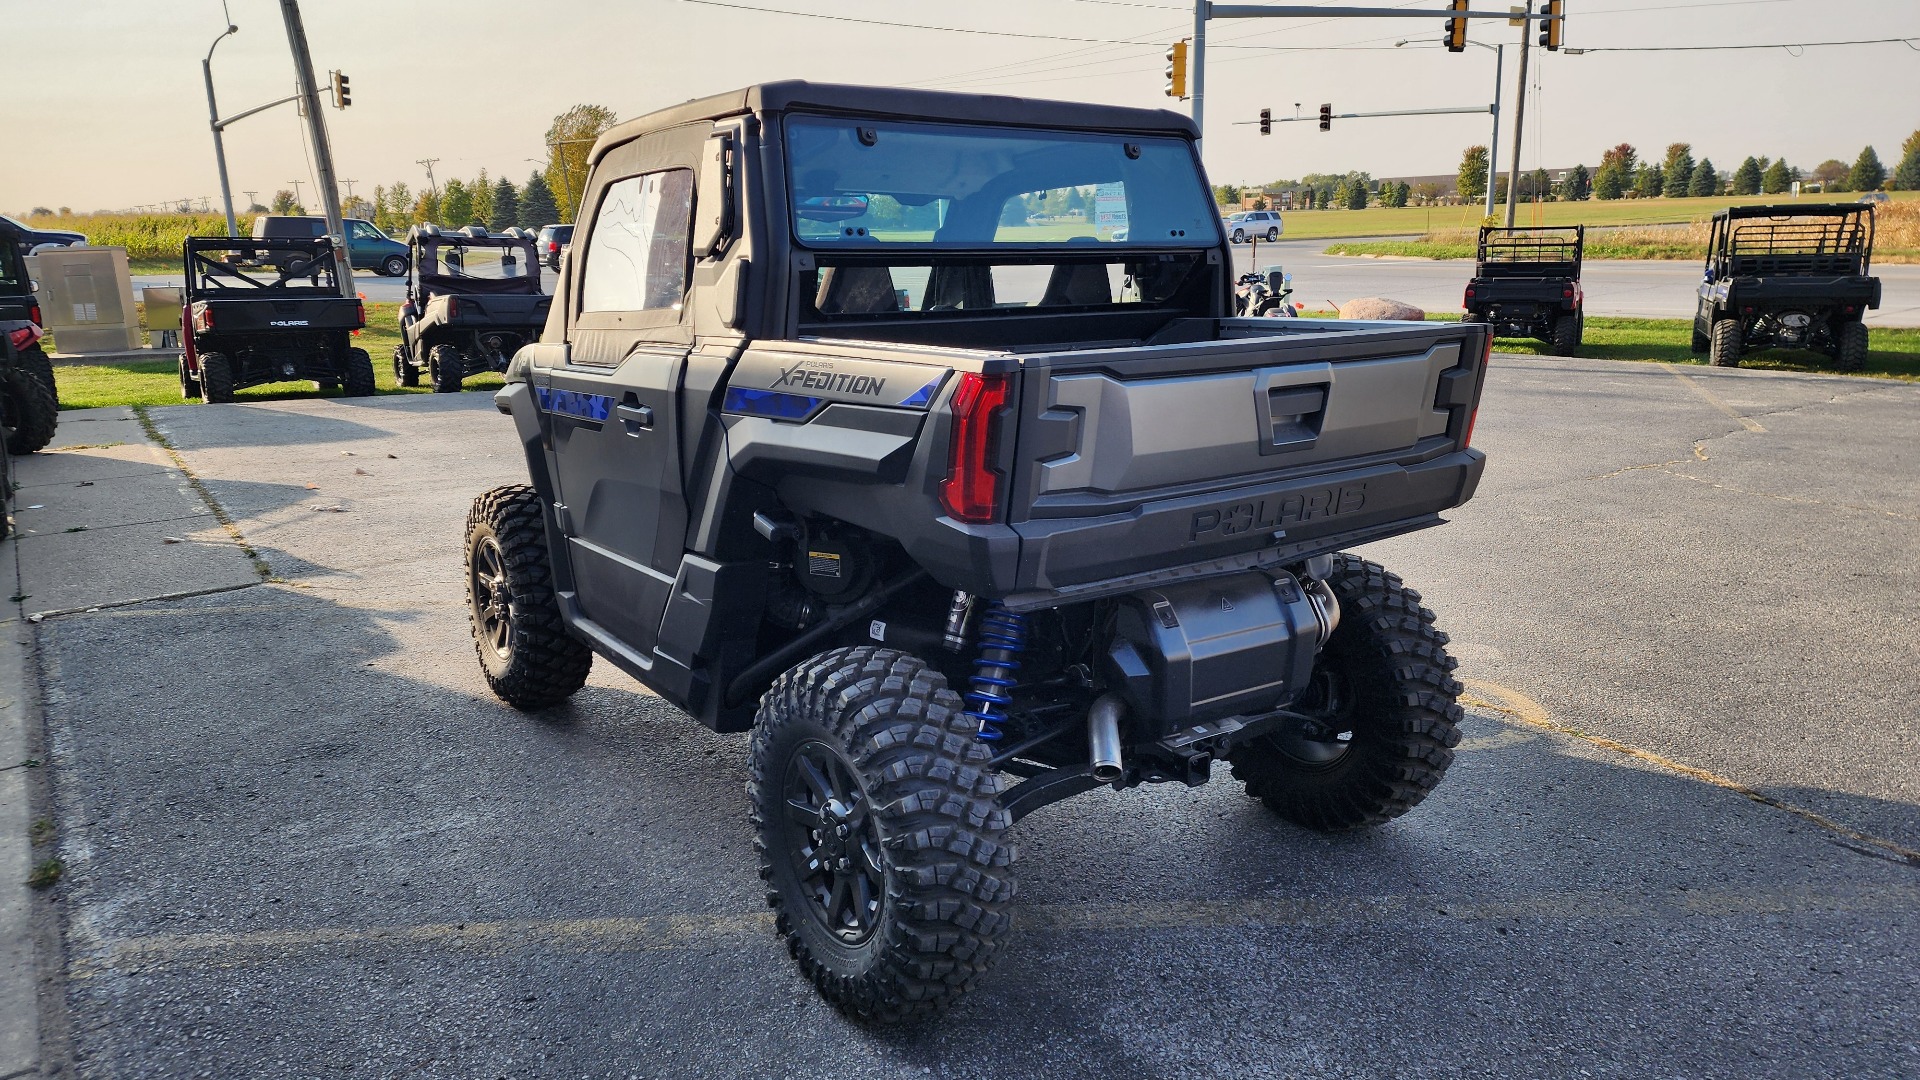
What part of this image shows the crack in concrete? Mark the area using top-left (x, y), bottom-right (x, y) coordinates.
top-left (130, 406), bottom-right (272, 582)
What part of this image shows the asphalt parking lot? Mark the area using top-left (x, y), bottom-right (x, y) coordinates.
top-left (9, 356), bottom-right (1918, 1078)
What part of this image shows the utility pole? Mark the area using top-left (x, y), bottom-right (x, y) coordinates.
top-left (1485, 43), bottom-right (1503, 219)
top-left (279, 0), bottom-right (353, 296)
top-left (201, 20), bottom-right (241, 237)
top-left (243, 190), bottom-right (258, 213)
top-left (417, 158), bottom-right (440, 197)
top-left (289, 179), bottom-right (304, 208)
top-left (1504, 3), bottom-right (1533, 227)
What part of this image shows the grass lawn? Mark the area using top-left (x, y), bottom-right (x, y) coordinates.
top-left (1267, 190), bottom-right (1918, 242)
top-left (52, 302), bottom-right (506, 411)
top-left (1487, 316), bottom-right (1920, 380)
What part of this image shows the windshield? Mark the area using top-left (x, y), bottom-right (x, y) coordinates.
top-left (785, 116), bottom-right (1216, 249)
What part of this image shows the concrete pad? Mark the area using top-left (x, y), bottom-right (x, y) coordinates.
top-left (6, 469), bottom-right (211, 535)
top-left (14, 520), bottom-right (257, 615)
top-left (13, 437), bottom-right (174, 490)
top-left (0, 555), bottom-right (43, 1077)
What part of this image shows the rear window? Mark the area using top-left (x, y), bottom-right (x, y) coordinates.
top-left (784, 116), bottom-right (1216, 249)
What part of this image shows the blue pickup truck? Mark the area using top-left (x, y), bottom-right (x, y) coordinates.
top-left (251, 215), bottom-right (411, 276)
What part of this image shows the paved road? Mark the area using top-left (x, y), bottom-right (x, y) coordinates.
top-left (1234, 239), bottom-right (1920, 325)
top-left (13, 359), bottom-right (1919, 1077)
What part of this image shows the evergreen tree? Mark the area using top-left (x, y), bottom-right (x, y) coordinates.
top-left (1345, 181), bottom-right (1368, 210)
top-left (1731, 156), bottom-right (1763, 195)
top-left (1395, 181), bottom-right (1411, 207)
top-left (1845, 145), bottom-right (1886, 192)
top-left (470, 170), bottom-right (494, 229)
top-left (1893, 130), bottom-right (1920, 190)
top-left (489, 178), bottom-right (520, 231)
top-left (519, 171), bottom-right (559, 228)
top-left (1688, 159), bottom-right (1718, 198)
top-left (1457, 145), bottom-right (1489, 202)
top-left (1761, 158), bottom-right (1792, 194)
top-left (1634, 164), bottom-right (1664, 199)
top-left (1661, 143), bottom-right (1694, 198)
top-left (1565, 164), bottom-right (1591, 201)
top-left (1528, 167), bottom-right (1552, 202)
top-left (441, 178), bottom-right (474, 226)
top-left (1594, 144), bottom-right (1637, 201)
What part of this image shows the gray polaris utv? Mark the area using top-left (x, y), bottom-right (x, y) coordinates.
top-left (396, 225), bottom-right (551, 393)
top-left (465, 81), bottom-right (1490, 1022)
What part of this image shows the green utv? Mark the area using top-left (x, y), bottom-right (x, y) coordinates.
top-left (465, 82), bottom-right (1491, 1021)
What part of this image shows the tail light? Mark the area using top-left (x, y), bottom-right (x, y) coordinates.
top-left (547, 241), bottom-right (559, 253)
top-left (195, 306), bottom-right (215, 332)
top-left (29, 302), bottom-right (41, 327)
top-left (939, 371), bottom-right (1012, 524)
top-left (354, 300), bottom-right (366, 328)
top-left (1562, 285), bottom-right (1574, 298)
top-left (1463, 287), bottom-right (1475, 302)
top-left (446, 297), bottom-right (460, 319)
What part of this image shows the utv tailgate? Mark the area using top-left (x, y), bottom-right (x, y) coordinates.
top-left (191, 297), bottom-right (364, 333)
top-left (1004, 319), bottom-right (1487, 594)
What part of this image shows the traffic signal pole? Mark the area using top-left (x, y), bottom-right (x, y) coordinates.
top-left (278, 0), bottom-right (353, 297)
top-left (1192, 2), bottom-right (1208, 147)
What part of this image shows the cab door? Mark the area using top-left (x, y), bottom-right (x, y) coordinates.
top-left (543, 140), bottom-right (701, 664)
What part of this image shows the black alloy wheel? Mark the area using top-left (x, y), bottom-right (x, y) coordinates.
top-left (780, 741), bottom-right (887, 946)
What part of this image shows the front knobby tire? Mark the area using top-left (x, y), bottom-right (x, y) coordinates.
top-left (198, 352), bottom-right (236, 404)
top-left (749, 647), bottom-right (1017, 1024)
top-left (1708, 318), bottom-right (1743, 368)
top-left (1836, 321), bottom-right (1868, 373)
top-left (430, 344), bottom-right (465, 394)
top-left (3, 365), bottom-right (58, 455)
top-left (393, 346), bottom-right (420, 387)
top-left (1230, 554), bottom-right (1464, 833)
top-left (465, 485), bottom-right (591, 709)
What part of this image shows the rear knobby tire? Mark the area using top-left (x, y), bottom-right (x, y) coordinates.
top-left (178, 360), bottom-right (200, 400)
top-left (16, 344), bottom-right (57, 406)
top-left (341, 348), bottom-right (376, 397)
top-left (1230, 554), bottom-right (1464, 833)
top-left (1550, 312), bottom-right (1581, 357)
top-left (464, 485), bottom-right (591, 709)
top-left (430, 344), bottom-right (465, 394)
top-left (1708, 318), bottom-right (1742, 368)
top-left (198, 351), bottom-right (235, 404)
top-left (749, 647), bottom-right (1017, 1024)
top-left (3, 365), bottom-right (58, 455)
top-left (1835, 321), bottom-right (1868, 373)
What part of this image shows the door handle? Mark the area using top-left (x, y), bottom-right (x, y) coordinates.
top-left (617, 402), bottom-right (654, 434)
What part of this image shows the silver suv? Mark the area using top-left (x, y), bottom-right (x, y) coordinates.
top-left (1226, 209), bottom-right (1283, 243)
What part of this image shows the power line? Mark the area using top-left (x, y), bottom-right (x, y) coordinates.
top-left (678, 0), bottom-right (1157, 43)
top-left (1570, 34), bottom-right (1920, 52)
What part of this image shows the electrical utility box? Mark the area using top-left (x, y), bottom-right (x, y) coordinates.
top-left (29, 247), bottom-right (141, 354)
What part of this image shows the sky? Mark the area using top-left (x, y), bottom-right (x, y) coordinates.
top-left (4, 0), bottom-right (1918, 215)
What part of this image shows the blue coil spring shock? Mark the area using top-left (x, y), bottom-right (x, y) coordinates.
top-left (964, 601), bottom-right (1027, 742)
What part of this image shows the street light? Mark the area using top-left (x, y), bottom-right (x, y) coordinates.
top-left (202, 20), bottom-right (241, 237)
top-left (1398, 37), bottom-right (1503, 219)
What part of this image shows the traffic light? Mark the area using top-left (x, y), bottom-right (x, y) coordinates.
top-left (1444, 0), bottom-right (1468, 52)
top-left (1164, 40), bottom-right (1189, 100)
top-left (330, 70), bottom-right (351, 109)
top-left (1318, 103), bottom-right (1332, 132)
top-left (1259, 108), bottom-right (1271, 136)
top-left (1539, 0), bottom-right (1564, 50)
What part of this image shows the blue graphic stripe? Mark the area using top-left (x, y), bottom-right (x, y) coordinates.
top-left (896, 375), bottom-right (943, 409)
top-left (537, 387), bottom-right (613, 422)
top-left (723, 387), bottom-right (822, 421)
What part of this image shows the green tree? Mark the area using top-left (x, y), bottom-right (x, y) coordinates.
top-left (1457, 145), bottom-right (1489, 203)
top-left (1892, 129), bottom-right (1920, 190)
top-left (1344, 180), bottom-right (1368, 210)
top-left (1761, 158), bottom-right (1792, 194)
top-left (489, 178), bottom-right (520, 231)
top-left (1593, 143), bottom-right (1637, 201)
top-left (470, 170), bottom-right (494, 228)
top-left (1811, 159), bottom-right (1850, 191)
top-left (440, 178), bottom-right (473, 225)
top-left (1633, 164), bottom-right (1663, 199)
top-left (1564, 164), bottom-right (1591, 201)
top-left (545, 103), bottom-right (619, 222)
top-left (1845, 145), bottom-right (1886, 192)
top-left (1731, 156), bottom-right (1764, 195)
top-left (1661, 143), bottom-right (1694, 198)
top-left (1214, 183), bottom-right (1242, 206)
top-left (383, 182), bottom-right (411, 233)
top-left (412, 189), bottom-right (441, 225)
top-left (270, 189), bottom-right (302, 214)
top-left (518, 171), bottom-right (559, 228)
top-left (1527, 167), bottom-right (1552, 202)
top-left (1688, 159), bottom-right (1718, 198)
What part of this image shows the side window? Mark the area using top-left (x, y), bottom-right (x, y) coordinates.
top-left (579, 169), bottom-right (694, 313)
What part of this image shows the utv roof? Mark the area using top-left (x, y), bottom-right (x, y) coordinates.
top-left (589, 80), bottom-right (1200, 166)
top-left (1714, 202), bottom-right (1872, 221)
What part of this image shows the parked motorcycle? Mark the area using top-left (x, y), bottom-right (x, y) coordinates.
top-left (1236, 266), bottom-right (1298, 318)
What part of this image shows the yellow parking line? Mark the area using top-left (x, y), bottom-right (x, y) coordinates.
top-left (1461, 678), bottom-right (1920, 865)
top-left (1657, 364), bottom-right (1767, 433)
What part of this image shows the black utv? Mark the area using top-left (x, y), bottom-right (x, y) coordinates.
top-left (0, 218), bottom-right (59, 447)
top-left (395, 225), bottom-right (550, 393)
top-left (177, 236), bottom-right (374, 403)
top-left (1462, 225), bottom-right (1584, 356)
top-left (1692, 203), bottom-right (1880, 371)
top-left (465, 81), bottom-right (1490, 1023)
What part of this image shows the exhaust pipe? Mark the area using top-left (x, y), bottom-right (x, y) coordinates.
top-left (1088, 694), bottom-right (1125, 783)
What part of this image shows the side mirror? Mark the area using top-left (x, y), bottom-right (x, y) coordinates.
top-left (694, 133), bottom-right (734, 258)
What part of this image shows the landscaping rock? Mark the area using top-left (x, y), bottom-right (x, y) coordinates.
top-left (1339, 297), bottom-right (1425, 321)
